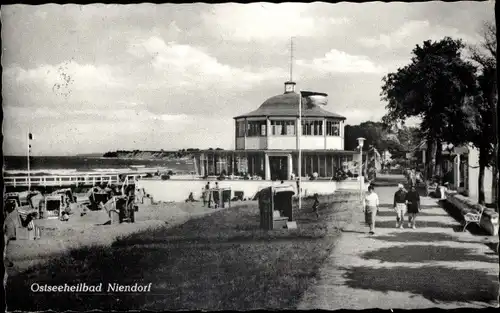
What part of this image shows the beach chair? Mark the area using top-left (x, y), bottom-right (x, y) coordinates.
top-left (91, 192), bottom-right (111, 210)
top-left (51, 188), bottom-right (77, 203)
top-left (463, 205), bottom-right (485, 232)
top-left (43, 195), bottom-right (64, 219)
top-left (102, 196), bottom-right (135, 224)
top-left (4, 193), bottom-right (21, 208)
top-left (16, 207), bottom-right (41, 240)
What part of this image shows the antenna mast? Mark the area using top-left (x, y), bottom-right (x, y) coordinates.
top-left (290, 37), bottom-right (294, 81)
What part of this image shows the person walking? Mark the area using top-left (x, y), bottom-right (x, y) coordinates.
top-left (312, 193), bottom-right (320, 218)
top-left (393, 183), bottom-right (407, 228)
top-left (405, 184), bottom-right (421, 229)
top-left (363, 185), bottom-right (379, 235)
top-left (213, 182), bottom-right (220, 209)
top-left (407, 168), bottom-right (416, 187)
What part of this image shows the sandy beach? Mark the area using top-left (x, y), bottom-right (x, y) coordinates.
top-left (5, 199), bottom-right (243, 273)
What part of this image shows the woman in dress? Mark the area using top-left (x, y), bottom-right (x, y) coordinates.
top-left (405, 184), bottom-right (421, 229)
top-left (363, 185), bottom-right (379, 235)
top-left (202, 182), bottom-right (210, 207)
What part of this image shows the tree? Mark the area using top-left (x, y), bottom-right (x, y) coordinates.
top-left (344, 121), bottom-right (389, 151)
top-left (344, 121), bottom-right (416, 164)
top-left (381, 37), bottom-right (478, 179)
top-left (467, 21), bottom-right (497, 205)
top-left (395, 126), bottom-right (420, 157)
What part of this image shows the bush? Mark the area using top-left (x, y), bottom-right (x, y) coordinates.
top-left (161, 175), bottom-right (170, 180)
top-left (167, 170), bottom-right (174, 176)
top-left (145, 173), bottom-right (153, 178)
top-left (332, 169), bottom-right (348, 182)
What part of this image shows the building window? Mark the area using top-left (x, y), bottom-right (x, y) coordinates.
top-left (247, 121), bottom-right (266, 137)
top-left (326, 120), bottom-right (340, 136)
top-left (302, 120), bottom-right (323, 136)
top-left (271, 120), bottom-right (295, 135)
top-left (236, 120), bottom-right (246, 137)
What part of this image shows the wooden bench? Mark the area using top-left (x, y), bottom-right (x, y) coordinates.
top-left (463, 205), bottom-right (485, 232)
top-left (425, 181), bottom-right (439, 197)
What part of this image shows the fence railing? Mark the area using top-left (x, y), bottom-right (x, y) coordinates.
top-left (3, 173), bottom-right (149, 187)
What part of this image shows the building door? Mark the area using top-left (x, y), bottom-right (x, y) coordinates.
top-left (269, 156), bottom-right (288, 181)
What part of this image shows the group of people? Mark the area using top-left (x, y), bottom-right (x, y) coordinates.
top-left (363, 183), bottom-right (421, 235)
top-left (405, 168), bottom-right (424, 187)
top-left (202, 181), bottom-right (221, 209)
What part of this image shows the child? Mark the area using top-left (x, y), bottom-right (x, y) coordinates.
top-left (312, 193), bottom-right (320, 218)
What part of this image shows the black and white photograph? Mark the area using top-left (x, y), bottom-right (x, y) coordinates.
top-left (2, 2), bottom-right (499, 311)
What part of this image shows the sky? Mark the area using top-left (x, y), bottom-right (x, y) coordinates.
top-left (1, 2), bottom-right (495, 156)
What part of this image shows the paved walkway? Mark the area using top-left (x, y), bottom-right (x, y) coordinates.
top-left (298, 186), bottom-right (499, 310)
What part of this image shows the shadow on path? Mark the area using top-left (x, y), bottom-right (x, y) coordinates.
top-left (372, 232), bottom-right (498, 255)
top-left (341, 265), bottom-right (498, 305)
top-left (361, 245), bottom-right (498, 264)
top-left (375, 210), bottom-right (449, 218)
top-left (373, 232), bottom-right (456, 243)
top-left (375, 220), bottom-right (456, 229)
top-left (341, 229), bottom-right (367, 234)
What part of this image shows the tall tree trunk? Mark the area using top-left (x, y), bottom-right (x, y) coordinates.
top-left (434, 139), bottom-right (443, 176)
top-left (435, 139), bottom-right (443, 177)
top-left (478, 147), bottom-right (487, 205)
top-left (490, 77), bottom-right (498, 210)
top-left (429, 139), bottom-right (438, 179)
top-left (478, 165), bottom-right (485, 205)
top-left (425, 142), bottom-right (432, 180)
top-left (492, 162), bottom-right (498, 209)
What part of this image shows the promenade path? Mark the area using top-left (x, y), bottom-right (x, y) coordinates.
top-left (298, 184), bottom-right (499, 310)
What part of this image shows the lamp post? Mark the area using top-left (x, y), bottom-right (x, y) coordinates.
top-left (298, 90), bottom-right (302, 211)
top-left (357, 137), bottom-right (366, 201)
top-left (297, 90), bottom-right (328, 210)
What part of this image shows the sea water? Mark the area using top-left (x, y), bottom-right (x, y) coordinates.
top-left (3, 156), bottom-right (194, 176)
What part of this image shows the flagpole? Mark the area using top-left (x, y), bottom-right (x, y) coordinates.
top-left (298, 90), bottom-right (302, 210)
top-left (27, 130), bottom-right (31, 191)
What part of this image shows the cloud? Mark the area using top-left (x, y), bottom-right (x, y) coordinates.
top-left (127, 36), bottom-right (285, 89)
top-left (296, 49), bottom-right (387, 74)
top-left (1, 3), bottom-right (491, 156)
top-left (359, 20), bottom-right (481, 49)
top-left (3, 106), bottom-right (63, 119)
top-left (2, 109), bottom-right (234, 156)
top-left (202, 3), bottom-right (349, 41)
top-left (9, 61), bottom-right (123, 98)
top-left (68, 108), bottom-right (191, 123)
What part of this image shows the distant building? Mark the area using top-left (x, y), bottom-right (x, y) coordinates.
top-left (416, 142), bottom-right (494, 203)
top-left (193, 81), bottom-right (359, 180)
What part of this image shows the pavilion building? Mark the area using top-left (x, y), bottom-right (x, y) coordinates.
top-left (193, 81), bottom-right (359, 181)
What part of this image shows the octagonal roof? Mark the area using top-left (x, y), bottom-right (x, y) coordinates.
top-left (234, 90), bottom-right (346, 120)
